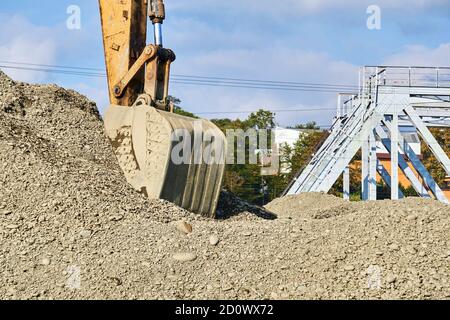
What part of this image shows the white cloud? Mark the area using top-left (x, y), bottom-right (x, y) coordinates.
top-left (12, 5), bottom-right (449, 127)
top-left (0, 14), bottom-right (108, 110)
top-left (0, 15), bottom-right (57, 83)
top-left (0, 37), bottom-right (56, 83)
top-left (169, 0), bottom-right (449, 16)
top-left (171, 45), bottom-right (358, 127)
top-left (164, 0), bottom-right (448, 127)
top-left (384, 43), bottom-right (450, 67)
top-left (0, 11), bottom-right (360, 127)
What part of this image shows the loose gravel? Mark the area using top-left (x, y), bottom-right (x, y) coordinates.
top-left (0, 71), bottom-right (449, 300)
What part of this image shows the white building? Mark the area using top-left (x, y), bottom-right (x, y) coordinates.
top-left (272, 127), bottom-right (316, 174)
top-left (273, 127), bottom-right (304, 150)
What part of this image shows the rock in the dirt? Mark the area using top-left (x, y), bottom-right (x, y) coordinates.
top-left (79, 230), bottom-right (92, 238)
top-left (109, 215), bottom-right (124, 222)
top-left (386, 275), bottom-right (397, 284)
top-left (389, 244), bottom-right (400, 251)
top-left (344, 265), bottom-right (355, 271)
top-left (40, 258), bottom-right (51, 266)
top-left (406, 246), bottom-right (417, 255)
top-left (418, 251), bottom-right (427, 257)
top-left (209, 235), bottom-right (219, 246)
top-left (222, 285), bottom-right (233, 292)
top-left (175, 221), bottom-right (193, 235)
top-left (173, 252), bottom-right (197, 262)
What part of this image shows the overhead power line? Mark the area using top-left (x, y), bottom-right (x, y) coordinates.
top-left (196, 108), bottom-right (335, 115)
top-left (0, 64), bottom-right (353, 93)
top-left (172, 74), bottom-right (357, 89)
top-left (0, 60), bottom-right (104, 72)
top-left (0, 60), bottom-right (338, 124)
top-left (0, 65), bottom-right (105, 78)
top-left (0, 60), bottom-right (359, 93)
top-left (0, 59), bottom-right (358, 89)
top-left (170, 80), bottom-right (352, 93)
top-left (0, 64), bottom-right (355, 93)
top-left (0, 60), bottom-right (338, 123)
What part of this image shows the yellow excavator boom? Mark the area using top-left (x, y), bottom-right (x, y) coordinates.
top-left (99, 0), bottom-right (147, 107)
top-left (98, 0), bottom-right (226, 217)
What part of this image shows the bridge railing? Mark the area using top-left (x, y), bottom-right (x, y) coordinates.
top-left (363, 66), bottom-right (450, 88)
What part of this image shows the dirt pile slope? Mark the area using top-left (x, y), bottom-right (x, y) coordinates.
top-left (267, 195), bottom-right (449, 299)
top-left (0, 71), bottom-right (449, 300)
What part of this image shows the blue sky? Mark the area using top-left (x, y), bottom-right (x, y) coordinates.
top-left (1, 0), bottom-right (450, 126)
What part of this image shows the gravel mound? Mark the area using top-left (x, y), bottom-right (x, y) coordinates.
top-left (0, 71), bottom-right (449, 300)
top-left (266, 192), bottom-right (351, 219)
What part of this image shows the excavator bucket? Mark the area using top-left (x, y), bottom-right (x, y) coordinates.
top-left (99, 0), bottom-right (226, 217)
top-left (104, 104), bottom-right (226, 217)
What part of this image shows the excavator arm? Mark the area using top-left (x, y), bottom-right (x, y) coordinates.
top-left (99, 0), bottom-right (174, 110)
top-left (98, 0), bottom-right (226, 217)
top-left (99, 0), bottom-right (147, 106)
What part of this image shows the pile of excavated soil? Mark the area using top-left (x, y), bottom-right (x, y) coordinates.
top-left (0, 71), bottom-right (449, 300)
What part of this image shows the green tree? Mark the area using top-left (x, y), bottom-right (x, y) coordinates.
top-left (292, 121), bottom-right (320, 130)
top-left (167, 95), bottom-right (198, 118)
top-left (211, 111), bottom-right (273, 204)
top-left (287, 130), bottom-right (328, 182)
top-left (421, 128), bottom-right (449, 188)
top-left (244, 109), bottom-right (276, 129)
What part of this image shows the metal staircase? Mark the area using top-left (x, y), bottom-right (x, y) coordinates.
top-left (285, 66), bottom-right (450, 204)
top-left (286, 73), bottom-right (378, 194)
